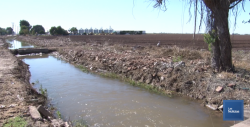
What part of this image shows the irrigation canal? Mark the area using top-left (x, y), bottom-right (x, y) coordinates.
top-left (8, 39), bottom-right (233, 127)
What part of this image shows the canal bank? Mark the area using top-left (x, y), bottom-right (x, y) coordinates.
top-left (10, 38), bottom-right (233, 127)
top-left (15, 36), bottom-right (250, 126)
top-left (0, 37), bottom-right (69, 127)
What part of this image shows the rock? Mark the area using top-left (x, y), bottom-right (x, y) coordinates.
top-left (206, 104), bottom-right (218, 110)
top-left (216, 86), bottom-right (223, 92)
top-left (218, 105), bottom-right (223, 109)
top-left (51, 119), bottom-right (65, 127)
top-left (157, 72), bottom-right (164, 77)
top-left (34, 121), bottom-right (50, 127)
top-left (164, 68), bottom-right (173, 74)
top-left (8, 104), bottom-right (18, 108)
top-left (160, 76), bottom-right (165, 81)
top-left (29, 106), bottom-right (42, 120)
top-left (227, 83), bottom-right (235, 87)
top-left (65, 122), bottom-right (70, 127)
top-left (0, 105), bottom-right (5, 109)
top-left (37, 105), bottom-right (52, 118)
top-left (174, 61), bottom-right (185, 68)
top-left (146, 79), bottom-right (152, 84)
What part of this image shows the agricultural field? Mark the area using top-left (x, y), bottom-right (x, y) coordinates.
top-left (39, 34), bottom-right (250, 50)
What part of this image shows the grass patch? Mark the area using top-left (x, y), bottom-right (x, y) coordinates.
top-left (76, 65), bottom-right (89, 73)
top-left (173, 56), bottom-right (182, 62)
top-left (3, 116), bottom-right (27, 127)
top-left (99, 72), bottom-right (168, 95)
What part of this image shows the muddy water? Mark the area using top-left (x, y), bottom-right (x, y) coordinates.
top-left (21, 56), bottom-right (232, 127)
top-left (9, 39), bottom-right (231, 127)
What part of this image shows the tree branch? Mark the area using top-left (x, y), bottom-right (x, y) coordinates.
top-left (229, 0), bottom-right (242, 9)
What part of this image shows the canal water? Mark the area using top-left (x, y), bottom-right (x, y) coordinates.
top-left (10, 40), bottom-right (233, 127)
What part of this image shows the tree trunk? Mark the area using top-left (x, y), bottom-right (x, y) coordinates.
top-left (211, 1), bottom-right (233, 71)
top-left (211, 32), bottom-right (221, 72)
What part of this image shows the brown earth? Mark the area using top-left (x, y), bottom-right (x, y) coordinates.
top-left (36, 34), bottom-right (250, 50)
top-left (16, 35), bottom-right (250, 110)
top-left (0, 37), bottom-right (70, 127)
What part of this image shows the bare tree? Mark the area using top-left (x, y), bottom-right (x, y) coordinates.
top-left (152, 0), bottom-right (247, 72)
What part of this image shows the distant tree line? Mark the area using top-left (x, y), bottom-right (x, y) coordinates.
top-left (18, 20), bottom-right (46, 35)
top-left (17, 20), bottom-right (70, 36)
top-left (49, 26), bottom-right (68, 35)
top-left (0, 27), bottom-right (13, 35)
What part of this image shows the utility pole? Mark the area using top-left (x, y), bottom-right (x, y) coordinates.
top-left (12, 22), bottom-right (14, 35)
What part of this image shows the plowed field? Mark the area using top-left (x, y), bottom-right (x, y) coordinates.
top-left (40, 34), bottom-right (250, 50)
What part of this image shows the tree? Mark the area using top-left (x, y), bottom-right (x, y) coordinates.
top-left (69, 27), bottom-right (78, 35)
top-left (30, 25), bottom-right (45, 35)
top-left (19, 25), bottom-right (29, 35)
top-left (49, 26), bottom-right (57, 35)
top-left (6, 27), bottom-right (13, 35)
top-left (49, 26), bottom-right (69, 35)
top-left (0, 27), bottom-right (7, 35)
top-left (20, 20), bottom-right (31, 29)
top-left (153, 0), bottom-right (247, 72)
top-left (19, 20), bottom-right (31, 35)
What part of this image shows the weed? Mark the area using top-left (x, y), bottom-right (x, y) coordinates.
top-left (173, 56), bottom-right (182, 62)
top-left (56, 111), bottom-right (62, 119)
top-left (3, 116), bottom-right (27, 127)
top-left (76, 65), bottom-right (89, 73)
top-left (39, 85), bottom-right (47, 97)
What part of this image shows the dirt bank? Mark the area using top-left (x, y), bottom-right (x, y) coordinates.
top-left (16, 35), bottom-right (250, 110)
top-left (0, 36), bottom-right (69, 127)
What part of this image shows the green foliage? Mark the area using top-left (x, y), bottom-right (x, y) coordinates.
top-left (30, 25), bottom-right (45, 35)
top-left (6, 27), bottom-right (13, 35)
top-left (19, 25), bottom-right (29, 35)
top-left (204, 30), bottom-right (217, 52)
top-left (56, 111), bottom-right (62, 119)
top-left (173, 56), bottom-right (182, 62)
top-left (70, 27), bottom-right (78, 34)
top-left (0, 27), bottom-right (7, 35)
top-left (39, 85), bottom-right (47, 97)
top-left (76, 65), bottom-right (89, 73)
top-left (19, 20), bottom-right (31, 35)
top-left (49, 26), bottom-right (68, 35)
top-left (3, 116), bottom-right (27, 127)
top-left (19, 20), bottom-right (31, 28)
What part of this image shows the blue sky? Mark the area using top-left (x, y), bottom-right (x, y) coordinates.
top-left (1, 0), bottom-right (249, 34)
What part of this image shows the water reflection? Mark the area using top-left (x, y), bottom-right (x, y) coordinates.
top-left (7, 39), bottom-right (34, 49)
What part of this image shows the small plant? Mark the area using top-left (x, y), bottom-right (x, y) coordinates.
top-left (3, 116), bottom-right (27, 127)
top-left (204, 30), bottom-right (217, 52)
top-left (56, 111), bottom-right (62, 119)
top-left (173, 56), bottom-right (182, 62)
top-left (39, 85), bottom-right (47, 97)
